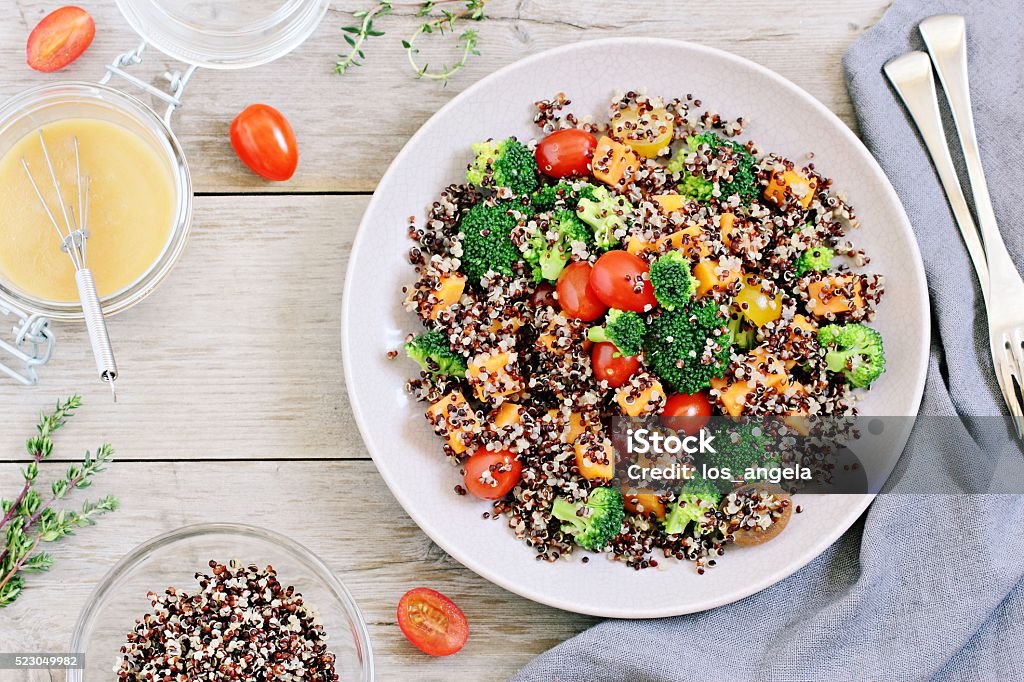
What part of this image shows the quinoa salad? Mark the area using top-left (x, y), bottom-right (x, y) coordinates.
top-left (398, 91), bottom-right (886, 572)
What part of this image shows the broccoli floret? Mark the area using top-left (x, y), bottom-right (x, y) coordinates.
top-left (466, 138), bottom-right (539, 195)
top-left (794, 245), bottom-right (835, 276)
top-left (576, 185), bottom-right (633, 250)
top-left (667, 133), bottom-right (758, 205)
top-left (552, 487), bottom-right (625, 551)
top-left (532, 180), bottom-right (598, 211)
top-left (586, 309), bottom-right (645, 356)
top-left (664, 475), bottom-right (721, 535)
top-left (726, 315), bottom-right (756, 351)
top-left (523, 210), bottom-right (593, 282)
top-left (703, 421), bottom-right (780, 492)
top-left (458, 202), bottom-right (523, 282)
top-left (649, 251), bottom-right (699, 310)
top-left (405, 330), bottom-right (466, 378)
top-left (818, 323), bottom-right (886, 388)
top-left (644, 301), bottom-right (731, 394)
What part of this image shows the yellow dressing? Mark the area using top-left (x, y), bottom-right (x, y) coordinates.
top-left (0, 118), bottom-right (175, 303)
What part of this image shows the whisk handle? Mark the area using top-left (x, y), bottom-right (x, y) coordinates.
top-left (75, 269), bottom-right (118, 388)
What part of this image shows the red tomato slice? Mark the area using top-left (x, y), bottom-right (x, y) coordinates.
top-left (397, 587), bottom-right (469, 657)
top-left (591, 341), bottom-right (640, 388)
top-left (556, 261), bottom-right (608, 322)
top-left (589, 250), bottom-right (658, 313)
top-left (661, 392), bottom-right (713, 435)
top-left (463, 448), bottom-right (522, 500)
top-left (229, 104), bottom-right (299, 181)
top-left (26, 7), bottom-right (95, 73)
top-left (535, 129), bottom-right (597, 179)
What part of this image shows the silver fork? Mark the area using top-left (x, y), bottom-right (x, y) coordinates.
top-left (885, 15), bottom-right (1024, 437)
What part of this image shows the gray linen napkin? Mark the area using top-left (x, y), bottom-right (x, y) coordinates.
top-left (512, 1), bottom-right (1024, 680)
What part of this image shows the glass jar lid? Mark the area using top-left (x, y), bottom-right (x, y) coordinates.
top-left (114, 0), bottom-right (331, 69)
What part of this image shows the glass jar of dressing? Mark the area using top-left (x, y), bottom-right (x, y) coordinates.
top-left (0, 0), bottom-right (330, 385)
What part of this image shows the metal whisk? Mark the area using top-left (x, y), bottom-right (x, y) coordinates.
top-left (21, 131), bottom-right (118, 401)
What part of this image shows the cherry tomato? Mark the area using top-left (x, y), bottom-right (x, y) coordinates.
top-left (661, 392), bottom-right (713, 435)
top-left (397, 587), bottom-right (469, 657)
top-left (589, 250), bottom-right (657, 313)
top-left (535, 129), bottom-right (598, 179)
top-left (556, 261), bottom-right (608, 321)
top-left (529, 282), bottom-right (558, 308)
top-left (463, 448), bottom-right (522, 500)
top-left (591, 342), bottom-right (640, 388)
top-left (26, 7), bottom-right (95, 73)
top-left (229, 104), bottom-right (299, 181)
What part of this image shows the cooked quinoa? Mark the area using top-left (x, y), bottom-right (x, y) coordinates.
top-left (399, 91), bottom-right (886, 571)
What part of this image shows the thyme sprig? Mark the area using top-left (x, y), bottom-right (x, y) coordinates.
top-left (0, 397), bottom-right (118, 608)
top-left (336, 0), bottom-right (489, 84)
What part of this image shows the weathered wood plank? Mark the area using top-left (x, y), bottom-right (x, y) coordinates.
top-left (0, 460), bottom-right (598, 682)
top-left (1, 0), bottom-right (891, 193)
top-left (1, 196), bottom-right (365, 462)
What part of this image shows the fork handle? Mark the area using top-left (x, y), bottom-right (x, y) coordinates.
top-left (883, 51), bottom-right (989, 303)
top-left (920, 15), bottom-right (1023, 302)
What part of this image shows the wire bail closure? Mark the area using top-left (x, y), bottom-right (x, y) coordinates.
top-left (99, 41), bottom-right (198, 126)
top-left (0, 304), bottom-right (55, 385)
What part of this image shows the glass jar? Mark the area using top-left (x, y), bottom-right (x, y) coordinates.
top-left (0, 0), bottom-right (331, 384)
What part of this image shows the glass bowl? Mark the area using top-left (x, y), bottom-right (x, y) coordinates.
top-left (115, 0), bottom-right (332, 69)
top-left (69, 523), bottom-right (374, 681)
top-left (0, 82), bottom-right (191, 321)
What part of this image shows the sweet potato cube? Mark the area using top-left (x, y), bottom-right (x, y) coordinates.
top-left (626, 235), bottom-right (655, 255)
top-left (574, 440), bottom-right (615, 481)
top-left (807, 276), bottom-right (865, 317)
top-left (653, 194), bottom-right (688, 215)
top-left (624, 492), bottom-right (667, 519)
top-left (428, 273), bottom-right (466, 320)
top-left (425, 391), bottom-right (479, 455)
top-left (719, 212), bottom-right (736, 247)
top-left (765, 170), bottom-right (817, 208)
top-left (466, 351), bottom-right (522, 402)
top-left (616, 377), bottom-right (666, 417)
top-left (593, 136), bottom-right (639, 188)
top-left (693, 260), bottom-right (742, 298)
top-left (490, 402), bottom-right (523, 429)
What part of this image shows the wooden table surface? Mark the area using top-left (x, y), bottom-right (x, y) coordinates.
top-left (0, 1), bottom-right (892, 679)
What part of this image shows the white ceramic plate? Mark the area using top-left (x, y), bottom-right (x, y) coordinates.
top-left (342, 38), bottom-right (928, 618)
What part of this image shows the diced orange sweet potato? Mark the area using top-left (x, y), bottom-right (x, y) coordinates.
top-left (487, 316), bottom-right (522, 335)
top-left (574, 440), bottom-right (615, 481)
top-left (490, 402), bottom-right (523, 429)
top-left (626, 235), bottom-right (655, 255)
top-left (616, 377), bottom-right (666, 417)
top-left (807, 276), bottom-right (865, 317)
top-left (426, 391), bottom-right (479, 455)
top-left (624, 492), bottom-right (667, 519)
top-left (765, 170), bottom-right (817, 208)
top-left (653, 194), bottom-right (688, 214)
top-left (656, 225), bottom-right (711, 259)
top-left (710, 377), bottom-right (752, 417)
top-left (428, 273), bottom-right (466, 320)
top-left (546, 409), bottom-right (590, 443)
top-left (792, 313), bottom-right (816, 333)
top-left (466, 351), bottom-right (521, 402)
top-left (711, 349), bottom-right (792, 417)
top-left (719, 212), bottom-right (736, 247)
top-left (592, 136), bottom-right (639, 188)
top-left (693, 260), bottom-right (742, 298)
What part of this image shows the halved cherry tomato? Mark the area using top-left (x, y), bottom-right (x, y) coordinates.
top-left (661, 392), bottom-right (713, 435)
top-left (556, 261), bottom-right (608, 321)
top-left (463, 447), bottom-right (522, 500)
top-left (397, 587), bottom-right (469, 657)
top-left (535, 129), bottom-right (597, 179)
top-left (591, 341), bottom-right (640, 388)
top-left (589, 250), bottom-right (657, 313)
top-left (26, 7), bottom-right (95, 73)
top-left (229, 104), bottom-right (298, 181)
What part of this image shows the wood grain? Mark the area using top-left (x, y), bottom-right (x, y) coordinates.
top-left (2, 0), bottom-right (892, 193)
top-left (1, 196), bottom-right (365, 463)
top-left (0, 461), bottom-right (598, 682)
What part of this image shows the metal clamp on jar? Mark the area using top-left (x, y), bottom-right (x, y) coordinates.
top-left (0, 0), bottom-right (330, 394)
